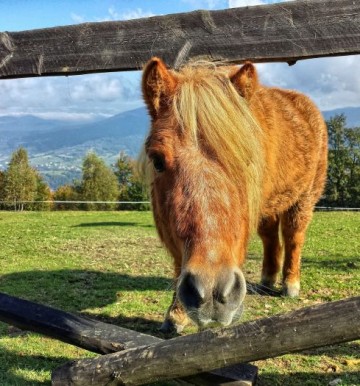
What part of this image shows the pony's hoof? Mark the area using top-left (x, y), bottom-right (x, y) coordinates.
top-left (159, 319), bottom-right (184, 334)
top-left (282, 282), bottom-right (300, 297)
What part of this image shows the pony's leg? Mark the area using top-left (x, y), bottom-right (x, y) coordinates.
top-left (161, 292), bottom-right (190, 333)
top-left (281, 201), bottom-right (313, 297)
top-left (258, 215), bottom-right (282, 288)
top-left (160, 262), bottom-right (191, 333)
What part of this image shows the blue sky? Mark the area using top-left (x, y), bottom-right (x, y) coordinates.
top-left (0, 0), bottom-right (359, 120)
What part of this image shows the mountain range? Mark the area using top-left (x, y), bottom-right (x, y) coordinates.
top-left (0, 106), bottom-right (359, 189)
top-left (0, 108), bottom-right (150, 189)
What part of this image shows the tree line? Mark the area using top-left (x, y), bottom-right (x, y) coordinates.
top-left (0, 114), bottom-right (359, 211)
top-left (321, 114), bottom-right (360, 208)
top-left (0, 149), bottom-right (149, 211)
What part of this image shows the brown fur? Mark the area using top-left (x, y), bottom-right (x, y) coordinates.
top-left (142, 58), bottom-right (327, 330)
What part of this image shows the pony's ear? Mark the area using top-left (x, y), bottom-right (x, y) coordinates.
top-left (142, 57), bottom-right (177, 119)
top-left (230, 62), bottom-right (259, 100)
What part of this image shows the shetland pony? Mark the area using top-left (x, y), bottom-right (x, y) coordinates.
top-left (142, 58), bottom-right (327, 332)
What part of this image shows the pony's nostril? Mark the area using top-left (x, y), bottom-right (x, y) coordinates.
top-left (178, 273), bottom-right (205, 309)
top-left (215, 271), bottom-right (245, 305)
top-left (233, 272), bottom-right (242, 293)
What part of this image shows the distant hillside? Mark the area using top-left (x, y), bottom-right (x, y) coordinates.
top-left (22, 108), bottom-right (149, 154)
top-left (0, 105), bottom-right (359, 189)
top-left (0, 108), bottom-right (150, 189)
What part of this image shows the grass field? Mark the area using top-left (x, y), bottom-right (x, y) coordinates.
top-left (0, 210), bottom-right (359, 385)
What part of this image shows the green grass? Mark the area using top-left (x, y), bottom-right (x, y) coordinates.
top-left (0, 211), bottom-right (359, 385)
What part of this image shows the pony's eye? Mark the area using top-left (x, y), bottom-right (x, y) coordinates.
top-left (152, 155), bottom-right (166, 173)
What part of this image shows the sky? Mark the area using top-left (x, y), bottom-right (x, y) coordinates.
top-left (0, 0), bottom-right (359, 121)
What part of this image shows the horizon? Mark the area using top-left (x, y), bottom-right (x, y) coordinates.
top-left (0, 104), bottom-right (359, 122)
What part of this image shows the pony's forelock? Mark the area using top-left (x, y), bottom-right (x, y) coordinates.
top-left (172, 65), bottom-right (264, 231)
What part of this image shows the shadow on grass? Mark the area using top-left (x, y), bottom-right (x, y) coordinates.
top-left (82, 312), bottom-right (165, 336)
top-left (303, 256), bottom-right (359, 271)
top-left (246, 282), bottom-right (282, 297)
top-left (74, 221), bottom-right (154, 228)
top-left (0, 269), bottom-right (172, 331)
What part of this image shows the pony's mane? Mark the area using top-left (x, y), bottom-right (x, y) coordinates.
top-left (143, 62), bottom-right (264, 231)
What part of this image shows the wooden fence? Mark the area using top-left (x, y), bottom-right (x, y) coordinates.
top-left (0, 0), bottom-right (359, 79)
top-left (0, 0), bottom-right (360, 385)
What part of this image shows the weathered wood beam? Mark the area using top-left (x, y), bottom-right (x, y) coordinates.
top-left (0, 292), bottom-right (257, 385)
top-left (0, 292), bottom-right (160, 353)
top-left (1, 0), bottom-right (359, 79)
top-left (52, 296), bottom-right (360, 386)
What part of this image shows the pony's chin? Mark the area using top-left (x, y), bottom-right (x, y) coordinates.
top-left (196, 304), bottom-right (245, 330)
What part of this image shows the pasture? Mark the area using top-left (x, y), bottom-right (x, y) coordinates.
top-left (0, 210), bottom-right (359, 385)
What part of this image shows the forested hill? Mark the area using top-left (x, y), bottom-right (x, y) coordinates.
top-left (0, 106), bottom-right (359, 189)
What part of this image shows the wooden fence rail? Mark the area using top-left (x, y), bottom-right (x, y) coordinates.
top-left (1, 0), bottom-right (359, 79)
top-left (52, 296), bottom-right (360, 386)
top-left (0, 292), bottom-right (257, 385)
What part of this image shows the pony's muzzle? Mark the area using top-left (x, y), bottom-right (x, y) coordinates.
top-left (177, 267), bottom-right (247, 327)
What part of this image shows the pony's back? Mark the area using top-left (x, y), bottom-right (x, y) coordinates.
top-left (248, 84), bottom-right (328, 217)
top-left (243, 72), bottom-right (328, 298)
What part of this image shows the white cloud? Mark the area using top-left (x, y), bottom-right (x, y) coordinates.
top-left (95, 7), bottom-right (155, 22)
top-left (256, 55), bottom-right (360, 110)
top-left (70, 12), bottom-right (85, 24)
top-left (229, 0), bottom-right (294, 7)
top-left (119, 8), bottom-right (155, 21)
top-left (0, 72), bottom-right (144, 119)
top-left (70, 7), bottom-right (155, 24)
top-left (69, 76), bottom-right (122, 102)
top-left (182, 0), bottom-right (224, 9)
top-left (229, 0), bottom-right (265, 6)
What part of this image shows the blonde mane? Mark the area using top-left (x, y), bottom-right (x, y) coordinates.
top-left (172, 64), bottom-right (264, 230)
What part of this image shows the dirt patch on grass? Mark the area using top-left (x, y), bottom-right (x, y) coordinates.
top-left (58, 236), bottom-right (172, 274)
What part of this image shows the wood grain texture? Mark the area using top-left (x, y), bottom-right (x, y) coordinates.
top-left (0, 0), bottom-right (359, 79)
top-left (0, 292), bottom-right (257, 385)
top-left (52, 296), bottom-right (360, 386)
top-left (0, 292), bottom-right (160, 353)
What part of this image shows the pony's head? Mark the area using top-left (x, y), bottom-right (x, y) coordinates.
top-left (142, 58), bottom-right (263, 328)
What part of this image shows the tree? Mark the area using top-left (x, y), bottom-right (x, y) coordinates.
top-left (345, 126), bottom-right (360, 205)
top-left (4, 147), bottom-right (37, 211)
top-left (80, 152), bottom-right (119, 210)
top-left (115, 151), bottom-right (133, 187)
top-left (114, 152), bottom-right (149, 210)
top-left (53, 184), bottom-right (80, 210)
top-left (32, 172), bottom-right (53, 211)
top-left (325, 114), bottom-right (360, 207)
top-left (0, 170), bottom-right (6, 209)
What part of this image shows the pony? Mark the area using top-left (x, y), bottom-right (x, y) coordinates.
top-left (141, 57), bottom-right (328, 332)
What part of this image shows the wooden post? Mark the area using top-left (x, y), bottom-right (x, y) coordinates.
top-left (52, 296), bottom-right (360, 386)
